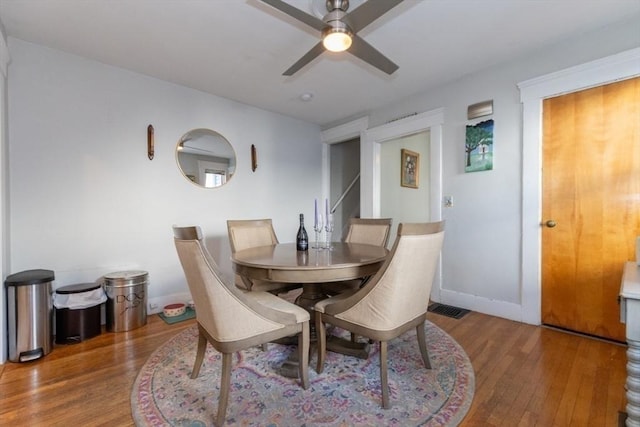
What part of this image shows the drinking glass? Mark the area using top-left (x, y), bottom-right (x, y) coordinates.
top-left (313, 213), bottom-right (324, 249)
top-left (325, 213), bottom-right (334, 250)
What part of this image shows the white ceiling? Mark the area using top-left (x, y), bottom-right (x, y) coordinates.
top-left (1, 0), bottom-right (639, 127)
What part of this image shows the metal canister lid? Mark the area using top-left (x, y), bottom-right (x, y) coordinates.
top-left (103, 270), bottom-right (148, 287)
top-left (5, 269), bottom-right (55, 287)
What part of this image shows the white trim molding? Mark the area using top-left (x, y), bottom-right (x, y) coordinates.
top-left (517, 47), bottom-right (640, 324)
top-left (320, 117), bottom-right (369, 209)
top-left (362, 108), bottom-right (444, 298)
top-left (362, 108), bottom-right (444, 220)
top-left (519, 48), bottom-right (640, 102)
top-left (321, 117), bottom-right (369, 144)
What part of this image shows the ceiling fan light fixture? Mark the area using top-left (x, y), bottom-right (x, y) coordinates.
top-left (322, 27), bottom-right (352, 52)
top-left (260, 0), bottom-right (402, 75)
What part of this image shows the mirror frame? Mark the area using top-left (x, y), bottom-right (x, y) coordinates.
top-left (175, 128), bottom-right (236, 188)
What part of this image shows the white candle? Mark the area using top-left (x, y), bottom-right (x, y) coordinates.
top-left (314, 199), bottom-right (318, 228)
top-left (325, 198), bottom-right (329, 219)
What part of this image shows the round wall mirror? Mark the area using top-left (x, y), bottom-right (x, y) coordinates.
top-left (176, 128), bottom-right (236, 188)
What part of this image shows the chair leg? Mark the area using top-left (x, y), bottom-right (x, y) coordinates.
top-left (216, 352), bottom-right (233, 427)
top-left (416, 322), bottom-right (432, 369)
top-left (379, 340), bottom-right (390, 409)
top-left (298, 322), bottom-right (310, 389)
top-left (315, 311), bottom-right (327, 374)
top-left (191, 331), bottom-right (207, 379)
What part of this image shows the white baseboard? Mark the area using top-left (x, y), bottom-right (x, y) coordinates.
top-left (434, 288), bottom-right (537, 325)
top-left (146, 289), bottom-right (534, 324)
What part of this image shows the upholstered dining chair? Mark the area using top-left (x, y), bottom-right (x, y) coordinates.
top-left (321, 217), bottom-right (392, 296)
top-left (227, 218), bottom-right (301, 294)
top-left (343, 217), bottom-right (393, 247)
top-left (173, 225), bottom-right (310, 426)
top-left (314, 221), bottom-right (445, 409)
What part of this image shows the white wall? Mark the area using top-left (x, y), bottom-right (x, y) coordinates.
top-left (356, 16), bottom-right (640, 320)
top-left (6, 39), bottom-right (322, 309)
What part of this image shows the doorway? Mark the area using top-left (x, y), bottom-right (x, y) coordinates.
top-left (328, 138), bottom-right (360, 239)
top-left (320, 110), bottom-right (444, 292)
top-left (380, 131), bottom-right (431, 239)
top-left (541, 77), bottom-right (639, 342)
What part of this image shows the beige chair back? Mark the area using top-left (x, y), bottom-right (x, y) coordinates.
top-left (173, 225), bottom-right (310, 424)
top-left (315, 221), bottom-right (445, 409)
top-left (227, 219), bottom-right (278, 253)
top-left (344, 218), bottom-right (392, 247)
top-left (326, 222), bottom-right (444, 331)
top-left (173, 226), bottom-right (291, 342)
top-left (226, 219), bottom-right (301, 293)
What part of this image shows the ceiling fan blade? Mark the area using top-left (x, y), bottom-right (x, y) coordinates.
top-left (283, 42), bottom-right (325, 76)
top-left (349, 34), bottom-right (398, 75)
top-left (259, 0), bottom-right (326, 32)
top-left (346, 0), bottom-right (404, 33)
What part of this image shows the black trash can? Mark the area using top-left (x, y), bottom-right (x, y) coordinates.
top-left (54, 282), bottom-right (105, 344)
top-left (5, 269), bottom-right (55, 362)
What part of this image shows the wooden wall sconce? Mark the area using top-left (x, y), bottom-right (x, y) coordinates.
top-left (147, 124), bottom-right (154, 160)
top-left (251, 144), bottom-right (257, 172)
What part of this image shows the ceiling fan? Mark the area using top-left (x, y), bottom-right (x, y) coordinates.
top-left (259, 0), bottom-right (403, 76)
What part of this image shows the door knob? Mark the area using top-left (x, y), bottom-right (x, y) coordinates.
top-left (545, 220), bottom-right (557, 228)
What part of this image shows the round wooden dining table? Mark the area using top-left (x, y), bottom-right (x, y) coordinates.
top-left (232, 242), bottom-right (388, 309)
top-left (232, 242), bottom-right (389, 374)
top-left (232, 241), bottom-right (388, 283)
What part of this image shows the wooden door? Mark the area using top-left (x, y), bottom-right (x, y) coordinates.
top-left (541, 76), bottom-right (640, 342)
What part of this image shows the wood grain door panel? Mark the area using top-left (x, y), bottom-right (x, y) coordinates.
top-left (541, 77), bottom-right (640, 342)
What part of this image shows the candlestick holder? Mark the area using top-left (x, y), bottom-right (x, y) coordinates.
top-left (325, 214), bottom-right (334, 250)
top-left (313, 213), bottom-right (324, 249)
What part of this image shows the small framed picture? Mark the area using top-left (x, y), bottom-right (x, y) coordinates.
top-left (401, 148), bottom-right (419, 189)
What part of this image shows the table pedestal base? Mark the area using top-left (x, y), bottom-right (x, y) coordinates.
top-left (295, 283), bottom-right (369, 357)
top-left (274, 284), bottom-right (370, 379)
top-left (277, 337), bottom-right (370, 379)
top-left (295, 283), bottom-right (327, 315)
top-left (279, 352), bottom-right (302, 379)
top-left (326, 335), bottom-right (370, 359)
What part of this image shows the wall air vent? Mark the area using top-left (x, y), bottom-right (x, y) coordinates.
top-left (386, 112), bottom-right (418, 124)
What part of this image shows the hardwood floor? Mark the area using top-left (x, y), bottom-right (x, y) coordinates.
top-left (0, 311), bottom-right (627, 426)
top-left (430, 312), bottom-right (626, 426)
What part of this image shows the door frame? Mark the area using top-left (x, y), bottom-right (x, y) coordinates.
top-left (321, 109), bottom-right (444, 298)
top-left (518, 47), bottom-right (640, 324)
top-left (320, 116), bottom-right (369, 222)
top-left (362, 109), bottom-right (443, 223)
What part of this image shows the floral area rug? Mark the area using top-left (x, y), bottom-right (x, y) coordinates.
top-left (131, 321), bottom-right (474, 426)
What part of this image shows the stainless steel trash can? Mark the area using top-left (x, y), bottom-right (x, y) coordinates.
top-left (5, 269), bottom-right (54, 362)
top-left (103, 270), bottom-right (148, 332)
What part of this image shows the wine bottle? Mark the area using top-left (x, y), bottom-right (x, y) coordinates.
top-left (296, 213), bottom-right (309, 251)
